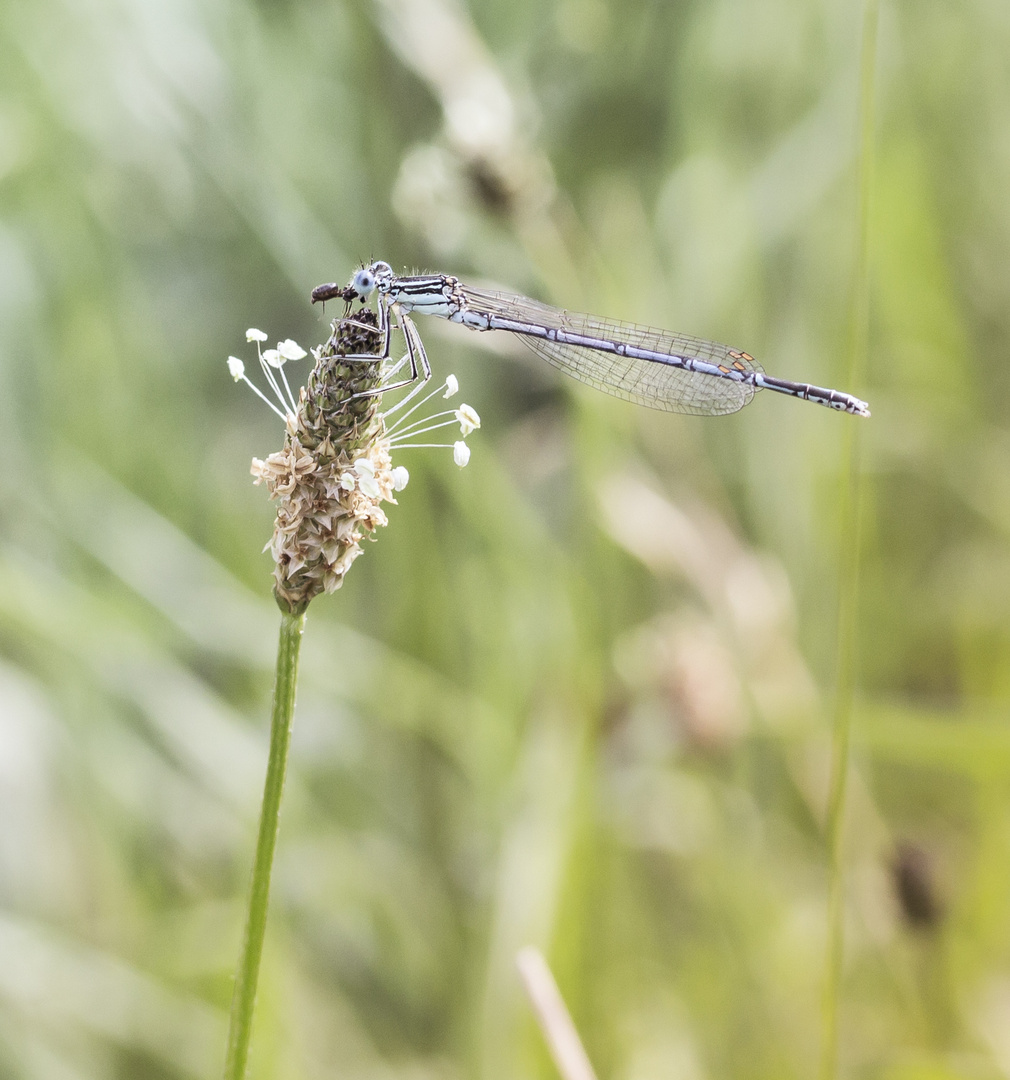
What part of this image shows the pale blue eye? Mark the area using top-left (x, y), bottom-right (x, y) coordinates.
top-left (353, 270), bottom-right (375, 295)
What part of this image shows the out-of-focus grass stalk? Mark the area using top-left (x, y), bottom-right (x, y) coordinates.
top-left (224, 609), bottom-right (305, 1080)
top-left (820, 3), bottom-right (878, 1079)
top-left (517, 948), bottom-right (598, 1080)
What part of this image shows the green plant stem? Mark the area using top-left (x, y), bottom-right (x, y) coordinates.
top-left (224, 609), bottom-right (306, 1080)
top-left (820, 4), bottom-right (877, 1080)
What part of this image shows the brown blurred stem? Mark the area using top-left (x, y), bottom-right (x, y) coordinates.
top-left (223, 610), bottom-right (306, 1080)
top-left (517, 947), bottom-right (598, 1080)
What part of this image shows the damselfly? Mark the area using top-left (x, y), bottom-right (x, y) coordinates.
top-left (311, 262), bottom-right (870, 418)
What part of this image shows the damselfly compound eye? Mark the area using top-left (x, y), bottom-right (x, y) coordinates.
top-left (353, 269), bottom-right (376, 296)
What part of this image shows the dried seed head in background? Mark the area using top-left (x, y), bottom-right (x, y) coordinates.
top-left (892, 840), bottom-right (944, 930)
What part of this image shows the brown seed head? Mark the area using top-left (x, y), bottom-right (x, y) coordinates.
top-left (251, 311), bottom-right (399, 614)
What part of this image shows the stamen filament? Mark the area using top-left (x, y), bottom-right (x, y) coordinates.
top-left (241, 376), bottom-right (290, 420)
top-left (388, 418), bottom-right (462, 443)
top-left (380, 376), bottom-right (433, 419)
top-left (391, 419), bottom-right (462, 440)
top-left (387, 442), bottom-right (456, 449)
top-left (257, 352), bottom-right (289, 412)
top-left (383, 379), bottom-right (455, 425)
top-left (277, 365), bottom-right (299, 415)
top-left (387, 408), bottom-right (459, 437)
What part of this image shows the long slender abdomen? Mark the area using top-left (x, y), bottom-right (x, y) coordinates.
top-left (755, 373), bottom-right (870, 415)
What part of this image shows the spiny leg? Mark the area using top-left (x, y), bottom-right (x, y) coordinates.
top-left (331, 297), bottom-right (392, 365)
top-left (349, 307), bottom-right (430, 400)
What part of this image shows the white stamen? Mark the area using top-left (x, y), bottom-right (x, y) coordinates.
top-left (257, 352), bottom-right (293, 416)
top-left (233, 323), bottom-right (480, 481)
top-left (236, 372), bottom-right (289, 419)
top-left (277, 339), bottom-right (307, 361)
top-left (379, 375), bottom-right (429, 418)
top-left (389, 408), bottom-right (459, 438)
top-left (456, 404), bottom-right (481, 436)
top-left (276, 362), bottom-right (299, 414)
top-left (384, 378), bottom-right (454, 430)
top-left (389, 417), bottom-right (461, 445)
top-left (391, 443), bottom-right (455, 449)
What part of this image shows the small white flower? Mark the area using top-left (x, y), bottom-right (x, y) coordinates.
top-left (246, 328), bottom-right (268, 342)
top-left (359, 474), bottom-right (380, 498)
top-left (262, 348), bottom-right (284, 369)
top-left (455, 403), bottom-right (481, 436)
top-left (392, 466), bottom-right (410, 491)
top-left (443, 374), bottom-right (459, 399)
top-left (354, 457), bottom-right (379, 497)
top-left (277, 339), bottom-right (307, 361)
top-left (453, 441), bottom-right (471, 467)
top-left (227, 356), bottom-right (246, 381)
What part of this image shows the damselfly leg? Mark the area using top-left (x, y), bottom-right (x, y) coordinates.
top-left (322, 296), bottom-right (432, 402)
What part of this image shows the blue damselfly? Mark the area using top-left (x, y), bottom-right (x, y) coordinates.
top-left (311, 262), bottom-right (870, 418)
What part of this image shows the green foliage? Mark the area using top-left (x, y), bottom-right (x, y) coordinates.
top-left (0, 0), bottom-right (1007, 1077)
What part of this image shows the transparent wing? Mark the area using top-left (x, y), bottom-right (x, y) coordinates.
top-left (462, 288), bottom-right (761, 416)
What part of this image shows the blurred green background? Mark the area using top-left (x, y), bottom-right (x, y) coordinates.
top-left (2, 0), bottom-right (1009, 1077)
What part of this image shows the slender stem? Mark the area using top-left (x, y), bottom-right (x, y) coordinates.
top-left (223, 609), bottom-right (306, 1080)
top-left (820, 4), bottom-right (877, 1080)
top-left (516, 947), bottom-right (598, 1080)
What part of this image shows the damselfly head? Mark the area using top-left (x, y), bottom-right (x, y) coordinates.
top-left (348, 260), bottom-right (393, 300)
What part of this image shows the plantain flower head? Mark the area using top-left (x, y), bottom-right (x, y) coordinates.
top-left (231, 312), bottom-right (479, 613)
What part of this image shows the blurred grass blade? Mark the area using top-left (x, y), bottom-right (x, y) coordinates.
top-left (821, 2), bottom-right (878, 1078)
